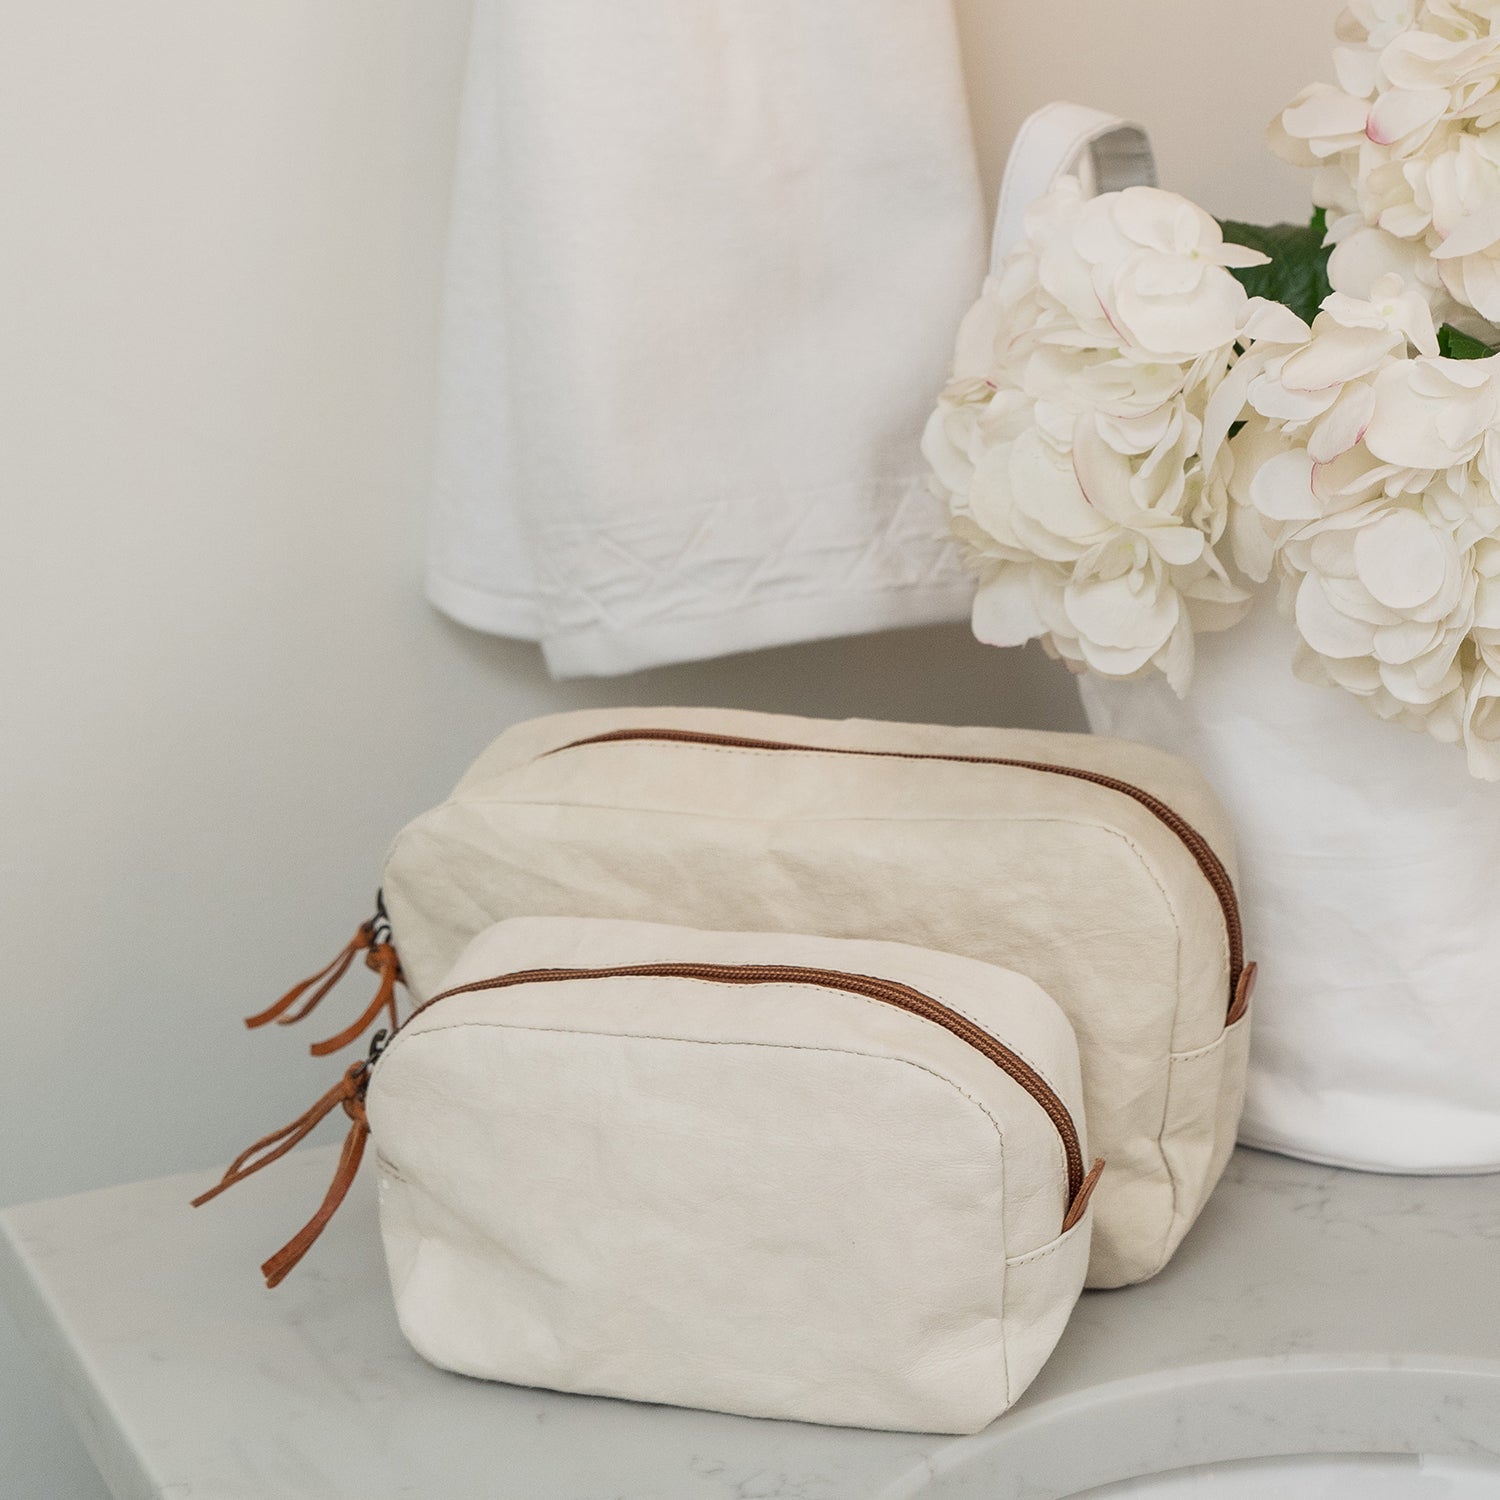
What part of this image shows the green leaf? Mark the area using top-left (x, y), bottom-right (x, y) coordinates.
top-left (1217, 211), bottom-right (1332, 326)
top-left (1437, 323), bottom-right (1499, 359)
top-left (1219, 208), bottom-right (1500, 359)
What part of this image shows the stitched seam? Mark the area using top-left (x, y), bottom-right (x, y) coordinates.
top-left (394, 763), bottom-right (1215, 1261)
top-left (518, 739), bottom-right (1230, 996)
top-left (381, 1017), bottom-right (1010, 1147)
top-left (391, 975), bottom-right (1073, 1200)
top-left (390, 803), bottom-right (1185, 1195)
top-left (1147, 1005), bottom-right (1253, 1280)
top-left (421, 795), bottom-right (1189, 1051)
top-left (1005, 1213), bottom-right (1088, 1268)
top-left (1170, 1018), bottom-right (1247, 1066)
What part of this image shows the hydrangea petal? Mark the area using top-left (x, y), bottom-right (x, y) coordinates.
top-left (1358, 506), bottom-right (1451, 602)
top-left (1249, 447), bottom-right (1323, 520)
top-left (1281, 323), bottom-right (1398, 388)
top-left (1430, 201), bottom-right (1500, 260)
top-left (1145, 524), bottom-right (1207, 566)
top-left (1367, 360), bottom-right (1491, 467)
top-left (1282, 87), bottom-right (1372, 142)
top-left (971, 569), bottom-right (1046, 649)
top-left (1308, 381), bottom-right (1378, 463)
top-left (1365, 86), bottom-right (1448, 146)
top-left (1064, 573), bottom-right (1180, 652)
top-left (1374, 615), bottom-right (1445, 663)
top-left (1241, 299), bottom-right (1313, 344)
top-left (1295, 574), bottom-right (1379, 657)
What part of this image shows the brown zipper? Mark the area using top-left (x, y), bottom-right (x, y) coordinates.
top-left (198, 961), bottom-right (1103, 1286)
top-left (546, 728), bottom-right (1246, 1017)
top-left (247, 726), bottom-right (1249, 1063)
top-left (398, 960), bottom-right (1090, 1208)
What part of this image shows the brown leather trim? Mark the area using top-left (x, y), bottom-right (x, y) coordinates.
top-left (260, 1097), bottom-right (369, 1288)
top-left (245, 897), bottom-right (405, 1057)
top-left (1225, 961), bottom-right (1257, 1028)
top-left (1060, 1157), bottom-right (1106, 1234)
top-left (309, 944), bottom-right (402, 1057)
top-left (191, 1058), bottom-right (370, 1209)
top-left (191, 1053), bottom-right (377, 1287)
top-left (243, 920), bottom-right (374, 1029)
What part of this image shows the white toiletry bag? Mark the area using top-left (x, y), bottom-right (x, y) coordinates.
top-left (255, 706), bottom-right (1253, 1288)
top-left (204, 917), bottom-right (1098, 1434)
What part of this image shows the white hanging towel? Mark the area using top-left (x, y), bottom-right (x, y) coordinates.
top-left (426, 0), bottom-right (984, 677)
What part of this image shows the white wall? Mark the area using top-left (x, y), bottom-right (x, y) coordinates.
top-left (0, 1), bottom-right (1340, 1492)
top-left (953, 0), bottom-right (1344, 226)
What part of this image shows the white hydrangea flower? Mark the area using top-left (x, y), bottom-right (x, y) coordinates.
top-left (1467, 650), bottom-right (1500, 775)
top-left (924, 179), bottom-right (1275, 694)
top-left (1229, 274), bottom-right (1500, 776)
top-left (1270, 0), bottom-right (1500, 331)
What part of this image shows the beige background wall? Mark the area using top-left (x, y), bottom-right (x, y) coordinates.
top-left (0, 1), bottom-right (1342, 1491)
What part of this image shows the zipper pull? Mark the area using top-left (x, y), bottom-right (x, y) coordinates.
top-left (306, 940), bottom-right (403, 1059)
top-left (192, 1049), bottom-right (377, 1288)
top-left (1061, 1157), bottom-right (1106, 1234)
top-left (364, 1027), bottom-right (390, 1068)
top-left (190, 1056), bottom-right (371, 1210)
top-left (1226, 960), bottom-right (1257, 1027)
top-left (244, 892), bottom-right (405, 1058)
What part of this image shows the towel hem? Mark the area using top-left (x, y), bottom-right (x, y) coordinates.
top-left (426, 572), bottom-right (545, 643)
top-left (537, 580), bottom-right (977, 678)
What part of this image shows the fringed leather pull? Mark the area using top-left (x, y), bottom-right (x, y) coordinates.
top-left (244, 893), bottom-right (405, 1057)
top-left (192, 1032), bottom-right (387, 1287)
top-left (260, 1094), bottom-right (370, 1288)
top-left (190, 1056), bottom-right (372, 1208)
top-left (244, 920), bottom-right (375, 1029)
top-left (308, 942), bottom-right (402, 1058)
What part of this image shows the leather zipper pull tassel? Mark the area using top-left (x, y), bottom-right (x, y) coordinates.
top-left (192, 1031), bottom-right (386, 1287)
top-left (244, 894), bottom-right (404, 1055)
top-left (259, 1091), bottom-right (370, 1288)
top-left (190, 1055), bottom-right (372, 1208)
top-left (308, 941), bottom-right (402, 1058)
top-left (243, 919), bottom-right (376, 1030)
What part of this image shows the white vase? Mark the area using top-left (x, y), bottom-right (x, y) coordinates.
top-left (1078, 591), bottom-right (1500, 1173)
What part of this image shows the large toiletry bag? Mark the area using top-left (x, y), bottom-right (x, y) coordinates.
top-left (265, 706), bottom-right (1253, 1287)
top-left (205, 917), bottom-right (1099, 1434)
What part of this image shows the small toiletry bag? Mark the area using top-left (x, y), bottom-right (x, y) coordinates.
top-left (202, 918), bottom-right (1099, 1435)
top-left (257, 706), bottom-right (1253, 1288)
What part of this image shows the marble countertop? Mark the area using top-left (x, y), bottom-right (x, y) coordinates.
top-left (2, 1146), bottom-right (1497, 1500)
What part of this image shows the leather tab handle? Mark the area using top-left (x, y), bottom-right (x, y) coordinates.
top-left (990, 101), bottom-right (1157, 272)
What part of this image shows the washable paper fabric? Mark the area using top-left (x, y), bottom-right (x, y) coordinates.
top-left (426, 0), bottom-right (983, 677)
top-left (1081, 593), bottom-right (1500, 1175)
